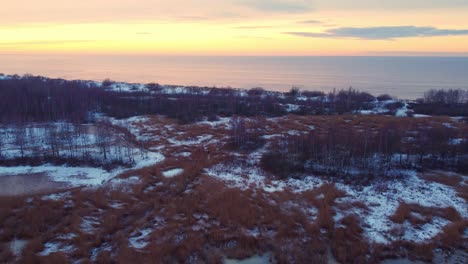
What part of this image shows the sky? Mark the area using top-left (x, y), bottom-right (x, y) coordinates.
top-left (1, 0), bottom-right (468, 56)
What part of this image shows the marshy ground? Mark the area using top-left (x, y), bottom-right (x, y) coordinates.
top-left (0, 114), bottom-right (467, 263)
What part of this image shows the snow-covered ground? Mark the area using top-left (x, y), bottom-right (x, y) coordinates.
top-left (335, 171), bottom-right (467, 244)
top-left (107, 116), bottom-right (156, 142)
top-left (358, 99), bottom-right (411, 117)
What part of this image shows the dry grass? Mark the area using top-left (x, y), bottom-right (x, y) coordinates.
top-left (331, 215), bottom-right (373, 264)
top-left (424, 172), bottom-right (463, 188)
top-left (1, 114), bottom-right (466, 263)
top-left (391, 202), bottom-right (462, 225)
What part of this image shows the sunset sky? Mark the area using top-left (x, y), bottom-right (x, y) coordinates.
top-left (2, 0), bottom-right (468, 56)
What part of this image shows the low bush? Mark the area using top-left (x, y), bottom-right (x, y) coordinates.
top-left (377, 94), bottom-right (394, 101)
top-left (301, 90), bottom-right (326, 98)
top-left (260, 152), bottom-right (305, 179)
top-left (102, 78), bottom-right (115, 87)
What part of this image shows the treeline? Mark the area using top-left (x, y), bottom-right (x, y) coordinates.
top-left (260, 119), bottom-right (468, 182)
top-left (0, 75), bottom-right (103, 123)
top-left (410, 89), bottom-right (468, 116)
top-left (424, 89), bottom-right (467, 104)
top-left (1, 75), bottom-right (467, 125)
top-left (96, 86), bottom-right (379, 123)
top-left (0, 75), bottom-right (379, 124)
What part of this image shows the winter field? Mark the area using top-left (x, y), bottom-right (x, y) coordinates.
top-left (0, 74), bottom-right (467, 263)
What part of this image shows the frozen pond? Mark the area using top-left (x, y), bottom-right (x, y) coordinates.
top-left (0, 173), bottom-right (66, 196)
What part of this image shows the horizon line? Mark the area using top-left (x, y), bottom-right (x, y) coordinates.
top-left (1, 53), bottom-right (468, 58)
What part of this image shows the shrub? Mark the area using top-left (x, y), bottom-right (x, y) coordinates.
top-left (102, 78), bottom-right (115, 87)
top-left (386, 101), bottom-right (405, 111)
top-left (247, 87), bottom-right (265, 96)
top-left (288, 87), bottom-right (301, 97)
top-left (301, 90), bottom-right (325, 98)
top-left (377, 94), bottom-right (393, 101)
top-left (260, 152), bottom-right (305, 179)
top-left (145, 83), bottom-right (161, 91)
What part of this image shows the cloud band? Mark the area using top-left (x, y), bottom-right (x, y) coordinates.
top-left (285, 26), bottom-right (468, 39)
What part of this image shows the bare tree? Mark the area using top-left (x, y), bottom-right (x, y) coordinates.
top-left (230, 117), bottom-right (246, 148)
top-left (0, 129), bottom-right (4, 159)
top-left (14, 125), bottom-right (27, 158)
top-left (96, 123), bottom-right (112, 161)
top-left (45, 124), bottom-right (60, 158)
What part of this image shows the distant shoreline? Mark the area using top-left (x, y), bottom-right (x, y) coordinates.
top-left (1, 73), bottom-right (468, 120)
top-left (2, 55), bottom-right (468, 99)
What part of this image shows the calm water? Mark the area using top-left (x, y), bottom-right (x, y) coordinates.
top-left (2, 55), bottom-right (468, 99)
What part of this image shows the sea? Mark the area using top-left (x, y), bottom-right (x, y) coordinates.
top-left (1, 55), bottom-right (468, 99)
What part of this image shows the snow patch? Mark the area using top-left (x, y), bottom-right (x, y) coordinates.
top-left (167, 134), bottom-right (214, 146)
top-left (198, 117), bottom-right (232, 129)
top-left (41, 191), bottom-right (71, 201)
top-left (129, 228), bottom-right (153, 250)
top-left (109, 176), bottom-right (141, 191)
top-left (38, 242), bottom-right (75, 256)
top-left (9, 239), bottom-right (28, 256)
top-left (162, 168), bottom-right (184, 178)
top-left (224, 253), bottom-right (272, 264)
top-left (90, 243), bottom-right (112, 261)
top-left (175, 151), bottom-right (192, 157)
top-left (80, 216), bottom-right (100, 234)
top-left (0, 74), bottom-right (12, 80)
top-left (413, 114), bottom-right (431, 118)
top-left (285, 104), bottom-right (300, 112)
top-left (449, 138), bottom-right (465, 145)
top-left (395, 103), bottom-right (409, 117)
top-left (57, 233), bottom-right (77, 240)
